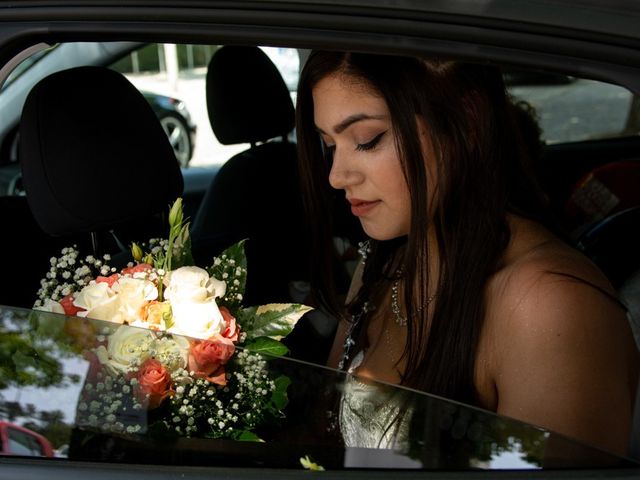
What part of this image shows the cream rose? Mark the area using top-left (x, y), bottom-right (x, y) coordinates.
top-left (112, 277), bottom-right (158, 323)
top-left (74, 282), bottom-right (115, 312)
top-left (95, 324), bottom-right (155, 375)
top-left (165, 266), bottom-right (227, 340)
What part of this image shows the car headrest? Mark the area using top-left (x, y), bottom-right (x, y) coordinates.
top-left (206, 46), bottom-right (294, 145)
top-left (19, 66), bottom-right (183, 236)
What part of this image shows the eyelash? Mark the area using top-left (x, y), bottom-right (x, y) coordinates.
top-left (321, 130), bottom-right (386, 158)
top-left (356, 131), bottom-right (386, 152)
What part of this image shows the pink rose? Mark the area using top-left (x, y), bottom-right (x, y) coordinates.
top-left (188, 337), bottom-right (235, 385)
top-left (135, 358), bottom-right (173, 409)
top-left (219, 307), bottom-right (240, 342)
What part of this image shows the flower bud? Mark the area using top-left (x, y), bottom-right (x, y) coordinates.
top-left (131, 242), bottom-right (143, 262)
top-left (168, 198), bottom-right (183, 228)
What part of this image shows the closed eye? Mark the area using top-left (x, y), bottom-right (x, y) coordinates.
top-left (356, 131), bottom-right (386, 152)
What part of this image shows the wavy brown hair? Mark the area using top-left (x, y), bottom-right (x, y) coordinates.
top-left (296, 51), bottom-right (549, 404)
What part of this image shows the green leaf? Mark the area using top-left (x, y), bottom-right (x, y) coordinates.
top-left (244, 337), bottom-right (289, 357)
top-left (241, 303), bottom-right (313, 341)
top-left (235, 430), bottom-right (264, 442)
top-left (271, 375), bottom-right (291, 410)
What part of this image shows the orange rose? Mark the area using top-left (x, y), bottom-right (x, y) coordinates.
top-left (219, 306), bottom-right (240, 342)
top-left (135, 358), bottom-right (173, 409)
top-left (188, 337), bottom-right (235, 385)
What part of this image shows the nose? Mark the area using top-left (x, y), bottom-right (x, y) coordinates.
top-left (328, 147), bottom-right (363, 190)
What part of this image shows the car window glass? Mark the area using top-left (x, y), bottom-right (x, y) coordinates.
top-left (7, 427), bottom-right (43, 456)
top-left (110, 43), bottom-right (300, 168)
top-left (505, 68), bottom-right (634, 144)
top-left (0, 305), bottom-right (636, 470)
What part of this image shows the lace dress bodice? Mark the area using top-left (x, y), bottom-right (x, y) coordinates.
top-left (339, 351), bottom-right (411, 449)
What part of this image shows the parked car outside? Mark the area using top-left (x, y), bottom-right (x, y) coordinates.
top-left (0, 42), bottom-right (197, 172)
top-left (143, 90), bottom-right (197, 168)
top-left (0, 1), bottom-right (639, 479)
top-left (0, 422), bottom-right (54, 458)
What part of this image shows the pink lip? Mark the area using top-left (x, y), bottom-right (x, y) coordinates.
top-left (348, 198), bottom-right (380, 217)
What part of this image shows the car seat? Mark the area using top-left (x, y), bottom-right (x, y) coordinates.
top-left (190, 46), bottom-right (310, 306)
top-left (189, 46), bottom-right (339, 363)
top-left (18, 65), bottom-right (183, 265)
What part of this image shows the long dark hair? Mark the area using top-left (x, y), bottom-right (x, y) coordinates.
top-left (296, 51), bottom-right (549, 404)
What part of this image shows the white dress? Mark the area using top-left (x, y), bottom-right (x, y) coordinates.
top-left (339, 350), bottom-right (412, 449)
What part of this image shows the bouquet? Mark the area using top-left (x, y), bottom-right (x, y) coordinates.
top-left (33, 198), bottom-right (312, 440)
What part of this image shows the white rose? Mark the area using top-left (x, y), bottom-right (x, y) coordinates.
top-left (98, 325), bottom-right (155, 374)
top-left (112, 277), bottom-right (158, 323)
top-left (74, 282), bottom-right (118, 320)
top-left (164, 266), bottom-right (226, 303)
top-left (35, 298), bottom-right (65, 314)
top-left (168, 298), bottom-right (225, 340)
top-left (151, 335), bottom-right (190, 373)
top-left (164, 266), bottom-right (227, 340)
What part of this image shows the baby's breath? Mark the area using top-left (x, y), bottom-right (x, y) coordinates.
top-left (34, 246), bottom-right (114, 306)
top-left (164, 349), bottom-right (275, 439)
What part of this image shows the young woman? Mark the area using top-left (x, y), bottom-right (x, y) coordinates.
top-left (295, 51), bottom-right (639, 455)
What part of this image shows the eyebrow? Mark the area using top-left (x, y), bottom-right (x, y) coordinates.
top-left (316, 113), bottom-right (386, 135)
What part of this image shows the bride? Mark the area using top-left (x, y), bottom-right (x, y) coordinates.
top-left (294, 50), bottom-right (639, 456)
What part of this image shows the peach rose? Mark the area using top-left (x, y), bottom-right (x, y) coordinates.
top-left (219, 307), bottom-right (239, 342)
top-left (141, 300), bottom-right (171, 329)
top-left (60, 294), bottom-right (85, 316)
top-left (135, 358), bottom-right (173, 409)
top-left (188, 337), bottom-right (235, 385)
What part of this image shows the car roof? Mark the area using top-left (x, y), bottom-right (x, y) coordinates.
top-left (2, 1), bottom-right (639, 78)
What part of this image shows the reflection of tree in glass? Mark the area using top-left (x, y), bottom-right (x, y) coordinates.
top-left (0, 308), bottom-right (81, 449)
top-left (406, 399), bottom-right (546, 469)
top-left (0, 309), bottom-right (72, 389)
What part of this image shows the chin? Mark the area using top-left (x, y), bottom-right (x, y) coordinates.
top-left (361, 223), bottom-right (408, 242)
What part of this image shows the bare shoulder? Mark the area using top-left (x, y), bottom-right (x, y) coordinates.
top-left (487, 221), bottom-right (624, 342)
top-left (482, 217), bottom-right (638, 455)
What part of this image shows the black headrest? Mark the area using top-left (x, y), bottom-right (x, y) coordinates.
top-left (206, 46), bottom-right (294, 145)
top-left (19, 66), bottom-right (183, 236)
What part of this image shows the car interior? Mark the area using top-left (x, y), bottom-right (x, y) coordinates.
top-left (0, 39), bottom-right (639, 463)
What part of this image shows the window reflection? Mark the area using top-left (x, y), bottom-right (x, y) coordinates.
top-left (0, 305), bottom-right (636, 470)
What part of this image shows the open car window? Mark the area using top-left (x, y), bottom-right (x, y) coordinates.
top-left (0, 304), bottom-right (636, 471)
top-left (504, 68), bottom-right (635, 144)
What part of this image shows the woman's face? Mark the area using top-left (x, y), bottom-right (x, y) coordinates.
top-left (312, 73), bottom-right (413, 241)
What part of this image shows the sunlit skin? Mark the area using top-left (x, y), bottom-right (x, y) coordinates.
top-left (313, 73), bottom-right (412, 241)
top-left (317, 72), bottom-right (639, 456)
